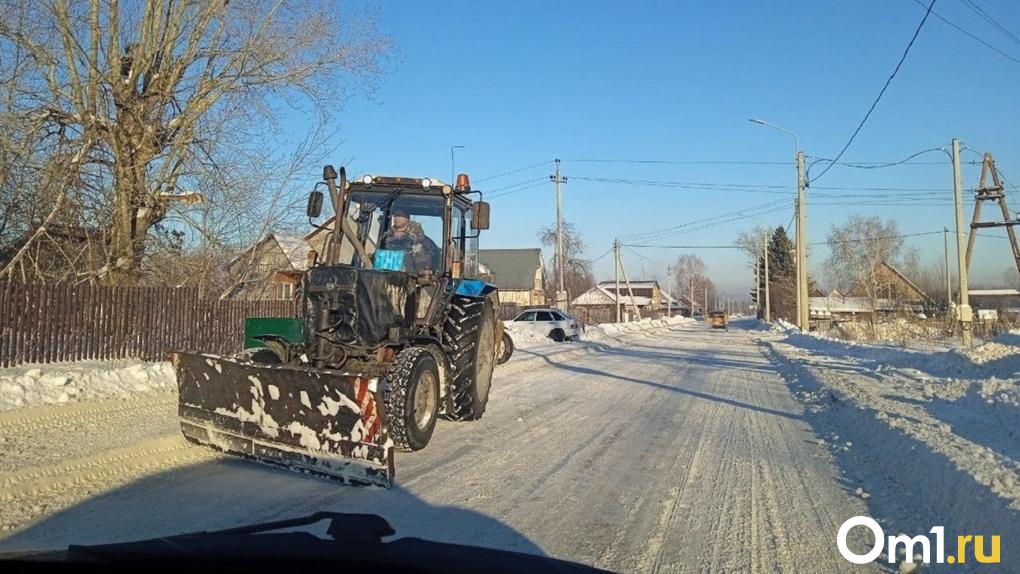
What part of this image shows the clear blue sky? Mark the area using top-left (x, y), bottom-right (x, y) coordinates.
top-left (314, 0), bottom-right (1020, 297)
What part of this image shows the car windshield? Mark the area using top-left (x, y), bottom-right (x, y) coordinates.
top-left (6, 4), bottom-right (1019, 573)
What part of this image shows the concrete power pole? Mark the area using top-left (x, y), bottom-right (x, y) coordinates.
top-left (943, 227), bottom-right (951, 309)
top-left (614, 240), bottom-right (621, 323)
top-left (952, 139), bottom-right (973, 346)
top-left (618, 251), bottom-right (641, 320)
top-left (763, 242), bottom-right (771, 322)
top-left (666, 265), bottom-right (673, 318)
top-left (551, 159), bottom-right (568, 311)
top-left (796, 150), bottom-right (809, 331)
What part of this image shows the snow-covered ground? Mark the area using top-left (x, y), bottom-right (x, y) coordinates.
top-left (762, 324), bottom-right (1020, 569)
top-left (3, 318), bottom-right (1015, 570)
top-left (0, 360), bottom-right (175, 411)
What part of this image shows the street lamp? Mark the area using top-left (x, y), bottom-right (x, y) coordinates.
top-left (450, 145), bottom-right (466, 184)
top-left (749, 118), bottom-right (808, 331)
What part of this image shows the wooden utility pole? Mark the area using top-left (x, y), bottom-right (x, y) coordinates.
top-left (796, 150), bottom-right (809, 331)
top-left (952, 139), bottom-right (973, 346)
top-left (703, 285), bottom-right (708, 317)
top-left (551, 159), bottom-right (568, 310)
top-left (614, 239), bottom-right (621, 322)
top-left (963, 152), bottom-right (1020, 277)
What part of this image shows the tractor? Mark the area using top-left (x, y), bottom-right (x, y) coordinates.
top-left (172, 166), bottom-right (513, 486)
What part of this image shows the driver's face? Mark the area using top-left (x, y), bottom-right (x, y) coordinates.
top-left (392, 215), bottom-right (410, 233)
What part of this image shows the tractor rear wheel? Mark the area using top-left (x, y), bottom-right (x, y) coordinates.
top-left (443, 296), bottom-right (496, 421)
top-left (384, 347), bottom-right (440, 452)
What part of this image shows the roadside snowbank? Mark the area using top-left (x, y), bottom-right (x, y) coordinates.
top-left (584, 315), bottom-right (693, 342)
top-left (764, 326), bottom-right (1020, 517)
top-left (0, 360), bottom-right (175, 411)
top-left (502, 322), bottom-right (558, 349)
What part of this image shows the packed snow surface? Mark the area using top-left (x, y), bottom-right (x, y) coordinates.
top-left (2, 318), bottom-right (1017, 570)
top-left (0, 360), bottom-right (174, 411)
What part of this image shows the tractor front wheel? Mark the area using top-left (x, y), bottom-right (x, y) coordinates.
top-left (384, 347), bottom-right (440, 452)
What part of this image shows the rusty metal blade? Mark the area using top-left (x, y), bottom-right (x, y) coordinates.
top-left (173, 352), bottom-right (393, 486)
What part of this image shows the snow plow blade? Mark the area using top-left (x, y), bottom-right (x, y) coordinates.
top-left (172, 352), bottom-right (394, 487)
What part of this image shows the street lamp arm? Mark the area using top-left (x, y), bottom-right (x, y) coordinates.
top-left (748, 118), bottom-right (799, 157)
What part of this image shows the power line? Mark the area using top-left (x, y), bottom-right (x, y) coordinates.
top-left (589, 246), bottom-right (614, 264)
top-left (807, 147), bottom-right (948, 174)
top-left (960, 0), bottom-right (1020, 46)
top-left (911, 0), bottom-right (1020, 64)
top-left (561, 158), bottom-right (789, 166)
top-left (810, 0), bottom-right (937, 184)
top-left (476, 160), bottom-right (554, 183)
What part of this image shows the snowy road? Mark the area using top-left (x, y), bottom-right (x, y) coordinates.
top-left (0, 320), bottom-right (879, 572)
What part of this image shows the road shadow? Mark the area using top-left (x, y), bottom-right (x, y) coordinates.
top-left (0, 458), bottom-right (546, 558)
top-left (516, 346), bottom-right (802, 422)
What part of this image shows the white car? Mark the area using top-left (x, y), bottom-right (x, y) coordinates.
top-left (511, 309), bottom-right (583, 342)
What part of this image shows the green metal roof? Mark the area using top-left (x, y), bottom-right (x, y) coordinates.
top-left (479, 248), bottom-right (543, 290)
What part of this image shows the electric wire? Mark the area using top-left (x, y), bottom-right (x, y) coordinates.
top-left (810, 0), bottom-right (937, 184)
top-left (910, 0), bottom-right (1020, 63)
top-left (476, 160), bottom-right (555, 183)
top-left (960, 0), bottom-right (1020, 46)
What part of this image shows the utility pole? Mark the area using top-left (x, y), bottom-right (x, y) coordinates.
top-left (796, 150), bottom-right (809, 332)
top-left (754, 258), bottom-right (760, 318)
top-left (666, 265), bottom-right (673, 318)
top-left (619, 250), bottom-right (641, 320)
top-left (943, 227), bottom-right (951, 310)
top-left (763, 242), bottom-right (771, 322)
top-left (614, 239), bottom-right (621, 323)
top-left (703, 284), bottom-right (708, 318)
top-left (551, 159), bottom-right (568, 311)
top-left (952, 139), bottom-right (973, 346)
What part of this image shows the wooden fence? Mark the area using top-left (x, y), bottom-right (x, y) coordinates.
top-left (0, 283), bottom-right (299, 367)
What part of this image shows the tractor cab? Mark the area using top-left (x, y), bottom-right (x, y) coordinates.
top-left (306, 174), bottom-right (489, 280)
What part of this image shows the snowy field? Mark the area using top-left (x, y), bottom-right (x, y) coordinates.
top-left (0, 316), bottom-right (1016, 572)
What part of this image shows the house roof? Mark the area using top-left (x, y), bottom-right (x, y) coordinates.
top-left (274, 234), bottom-right (311, 271)
top-left (809, 296), bottom-right (924, 315)
top-left (572, 285), bottom-right (651, 306)
top-left (598, 280), bottom-right (660, 289)
top-left (228, 232), bottom-right (310, 271)
top-left (479, 249), bottom-right (543, 290)
top-left (969, 289), bottom-right (1020, 297)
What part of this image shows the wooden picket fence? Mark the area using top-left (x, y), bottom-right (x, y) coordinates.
top-left (0, 283), bottom-right (300, 368)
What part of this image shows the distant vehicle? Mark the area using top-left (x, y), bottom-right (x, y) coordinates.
top-left (707, 311), bottom-right (728, 330)
top-left (512, 308), bottom-right (583, 342)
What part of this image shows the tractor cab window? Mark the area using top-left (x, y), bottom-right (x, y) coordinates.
top-left (451, 204), bottom-right (480, 278)
top-left (332, 191), bottom-right (445, 273)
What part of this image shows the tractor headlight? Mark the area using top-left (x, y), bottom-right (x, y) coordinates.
top-left (421, 178), bottom-right (432, 189)
top-left (361, 175), bottom-right (373, 185)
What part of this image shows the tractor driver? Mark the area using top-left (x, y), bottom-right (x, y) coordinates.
top-left (380, 208), bottom-right (441, 273)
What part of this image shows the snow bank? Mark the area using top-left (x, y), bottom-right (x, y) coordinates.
top-left (503, 322), bottom-right (557, 349)
top-left (0, 360), bottom-right (175, 411)
top-left (765, 326), bottom-right (1020, 514)
top-left (584, 315), bottom-right (692, 342)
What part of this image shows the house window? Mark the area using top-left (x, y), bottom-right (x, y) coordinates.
top-left (277, 282), bottom-right (293, 300)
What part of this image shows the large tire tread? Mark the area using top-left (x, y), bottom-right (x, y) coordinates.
top-left (384, 347), bottom-right (438, 452)
top-left (443, 296), bottom-right (495, 421)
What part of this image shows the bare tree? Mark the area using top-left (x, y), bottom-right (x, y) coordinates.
top-left (672, 253), bottom-right (712, 314)
top-left (0, 0), bottom-right (391, 285)
top-left (825, 216), bottom-right (905, 330)
top-left (538, 221), bottom-right (595, 301)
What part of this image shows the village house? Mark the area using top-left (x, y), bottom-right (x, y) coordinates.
top-left (478, 248), bottom-right (546, 307)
